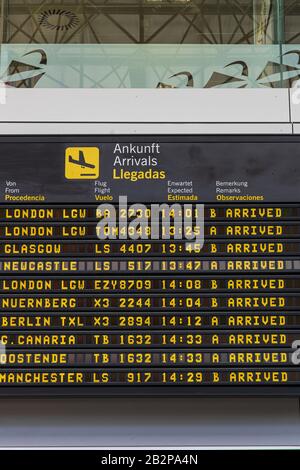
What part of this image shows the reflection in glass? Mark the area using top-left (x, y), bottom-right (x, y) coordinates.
top-left (0, 1), bottom-right (299, 88)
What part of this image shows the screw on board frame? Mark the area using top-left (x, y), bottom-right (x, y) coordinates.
top-left (96, 196), bottom-right (204, 251)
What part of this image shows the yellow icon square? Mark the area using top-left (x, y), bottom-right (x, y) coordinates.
top-left (65, 147), bottom-right (100, 179)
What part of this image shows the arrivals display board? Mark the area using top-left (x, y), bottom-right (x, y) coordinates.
top-left (0, 135), bottom-right (299, 396)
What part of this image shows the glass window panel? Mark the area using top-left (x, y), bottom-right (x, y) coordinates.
top-left (0, 1), bottom-right (299, 88)
top-left (0, 0), bottom-right (276, 45)
top-left (284, 0), bottom-right (300, 43)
